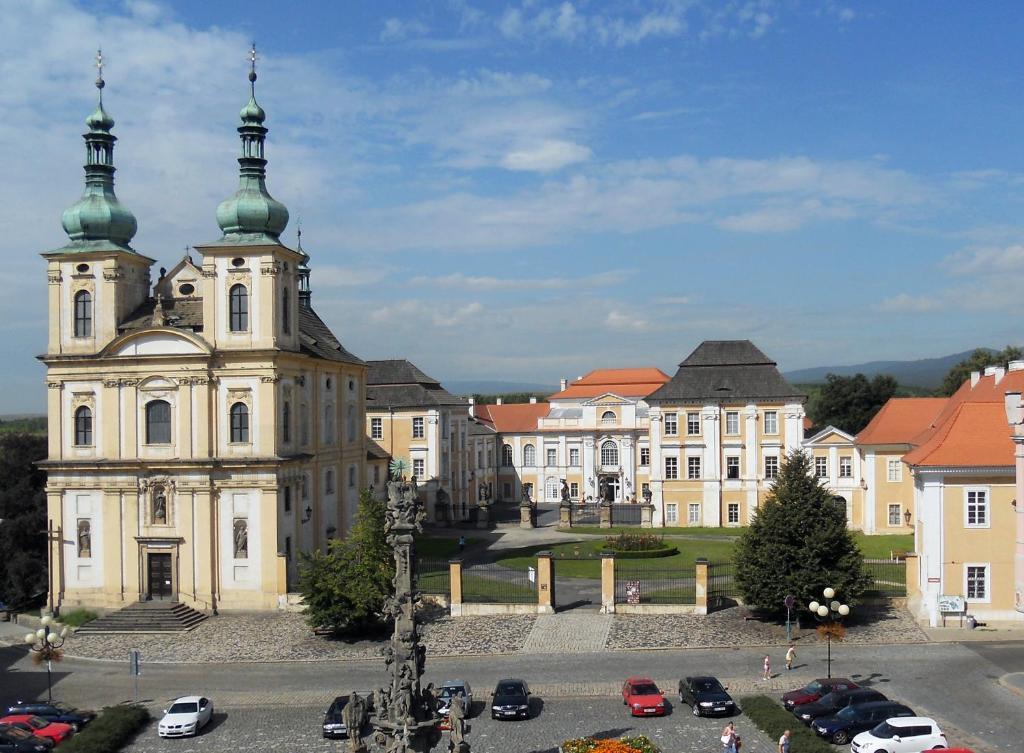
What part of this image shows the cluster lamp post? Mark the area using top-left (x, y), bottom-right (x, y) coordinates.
top-left (808, 587), bottom-right (850, 678)
top-left (24, 616), bottom-right (71, 702)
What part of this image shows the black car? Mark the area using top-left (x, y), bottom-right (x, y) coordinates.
top-left (793, 688), bottom-right (888, 725)
top-left (490, 679), bottom-right (530, 720)
top-left (321, 694), bottom-right (373, 739)
top-left (677, 676), bottom-right (737, 717)
top-left (0, 725), bottom-right (51, 753)
top-left (4, 704), bottom-right (93, 732)
top-left (810, 701), bottom-right (915, 745)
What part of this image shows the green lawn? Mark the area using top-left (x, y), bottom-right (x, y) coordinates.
top-left (462, 574), bottom-right (536, 603)
top-left (558, 525), bottom-right (744, 538)
top-left (854, 533), bottom-right (913, 559)
top-left (415, 535), bottom-right (476, 558)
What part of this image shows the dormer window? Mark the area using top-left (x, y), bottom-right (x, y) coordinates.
top-left (229, 284), bottom-right (249, 332)
top-left (73, 290), bottom-right (92, 337)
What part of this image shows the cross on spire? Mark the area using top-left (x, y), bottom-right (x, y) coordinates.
top-left (94, 48), bottom-right (105, 101)
top-left (248, 42), bottom-right (258, 91)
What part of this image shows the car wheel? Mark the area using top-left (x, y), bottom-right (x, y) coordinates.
top-left (832, 731), bottom-right (850, 745)
top-left (691, 704), bottom-right (700, 717)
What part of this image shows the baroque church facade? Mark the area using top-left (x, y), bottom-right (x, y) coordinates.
top-left (41, 53), bottom-right (366, 612)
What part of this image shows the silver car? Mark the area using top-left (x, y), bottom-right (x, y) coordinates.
top-left (437, 680), bottom-right (473, 717)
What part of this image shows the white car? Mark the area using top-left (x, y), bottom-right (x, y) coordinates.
top-left (437, 680), bottom-right (473, 717)
top-left (158, 696), bottom-right (213, 738)
top-left (851, 716), bottom-right (946, 753)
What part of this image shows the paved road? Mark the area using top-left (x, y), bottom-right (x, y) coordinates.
top-left (2, 641), bottom-right (1021, 751)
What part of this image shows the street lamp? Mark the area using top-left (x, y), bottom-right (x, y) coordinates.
top-left (23, 615), bottom-right (71, 702)
top-left (808, 587), bottom-right (850, 679)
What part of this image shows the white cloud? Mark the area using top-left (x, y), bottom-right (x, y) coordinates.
top-left (877, 293), bottom-right (941, 313)
top-left (941, 244), bottom-right (1024, 277)
top-left (381, 17), bottom-right (430, 42)
top-left (369, 299), bottom-right (484, 328)
top-left (313, 264), bottom-right (396, 288)
top-left (501, 139), bottom-right (592, 172)
top-left (409, 270), bottom-right (627, 290)
top-left (605, 309), bottom-right (649, 331)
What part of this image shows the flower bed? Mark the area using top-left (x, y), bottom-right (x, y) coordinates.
top-left (561, 734), bottom-right (661, 753)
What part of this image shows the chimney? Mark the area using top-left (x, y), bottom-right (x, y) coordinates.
top-left (529, 397), bottom-right (537, 404)
top-left (496, 397), bottom-right (503, 405)
top-left (577, 375), bottom-right (583, 381)
top-left (984, 365), bottom-right (999, 376)
top-left (467, 397), bottom-right (475, 419)
top-left (971, 371), bottom-right (981, 387)
top-left (994, 367), bottom-right (1006, 384)
top-left (1009, 360), bottom-right (1024, 372)
top-left (560, 378), bottom-right (568, 391)
top-left (1005, 391), bottom-right (1023, 426)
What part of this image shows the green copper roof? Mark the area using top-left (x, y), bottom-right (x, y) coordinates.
top-left (214, 46), bottom-right (289, 245)
top-left (54, 54), bottom-right (138, 255)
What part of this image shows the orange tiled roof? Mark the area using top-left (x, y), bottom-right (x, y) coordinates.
top-left (855, 397), bottom-right (948, 446)
top-left (901, 369), bottom-right (1024, 468)
top-left (549, 367), bottom-right (670, 400)
top-left (479, 403), bottom-right (551, 433)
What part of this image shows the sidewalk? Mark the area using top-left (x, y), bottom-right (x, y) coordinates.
top-left (923, 623), bottom-right (1024, 642)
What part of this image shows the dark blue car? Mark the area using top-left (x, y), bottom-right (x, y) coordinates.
top-left (810, 701), bottom-right (914, 745)
top-left (4, 704), bottom-right (93, 733)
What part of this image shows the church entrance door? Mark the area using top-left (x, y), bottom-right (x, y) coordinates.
top-left (147, 552), bottom-right (174, 601)
top-left (598, 474), bottom-right (621, 502)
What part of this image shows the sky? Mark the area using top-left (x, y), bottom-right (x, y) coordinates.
top-left (3, 0), bottom-right (1024, 412)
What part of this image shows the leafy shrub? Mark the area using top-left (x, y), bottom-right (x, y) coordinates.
top-left (61, 704), bottom-right (150, 753)
top-left (740, 695), bottom-right (834, 753)
top-left (614, 546), bottom-right (679, 559)
top-left (61, 608), bottom-right (98, 627)
top-left (605, 533), bottom-right (663, 551)
top-left (562, 735), bottom-right (661, 753)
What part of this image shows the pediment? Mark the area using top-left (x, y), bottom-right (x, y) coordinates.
top-left (804, 425), bottom-right (856, 446)
top-left (105, 329), bottom-right (210, 358)
top-left (584, 392), bottom-right (632, 406)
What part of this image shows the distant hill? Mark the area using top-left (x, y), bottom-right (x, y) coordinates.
top-left (783, 348), bottom-right (996, 389)
top-left (441, 379), bottom-right (557, 396)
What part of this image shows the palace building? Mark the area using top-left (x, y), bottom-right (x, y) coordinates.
top-left (41, 53), bottom-right (366, 612)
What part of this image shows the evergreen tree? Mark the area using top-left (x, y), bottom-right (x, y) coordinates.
top-left (940, 346), bottom-right (1022, 396)
top-left (0, 433), bottom-right (48, 608)
top-left (298, 489), bottom-right (395, 636)
top-left (734, 449), bottom-right (871, 614)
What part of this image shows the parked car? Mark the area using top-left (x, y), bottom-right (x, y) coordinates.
top-left (3, 704), bottom-right (92, 733)
top-left (793, 688), bottom-right (888, 725)
top-left (811, 702), bottom-right (916, 745)
top-left (782, 678), bottom-right (859, 710)
top-left (677, 676), bottom-right (737, 717)
top-left (622, 677), bottom-right (667, 717)
top-left (0, 718), bottom-right (71, 746)
top-left (490, 679), bottom-right (531, 720)
top-left (437, 680), bottom-right (473, 717)
top-left (0, 725), bottom-right (52, 752)
top-left (157, 696), bottom-right (213, 738)
top-left (851, 716), bottom-right (946, 753)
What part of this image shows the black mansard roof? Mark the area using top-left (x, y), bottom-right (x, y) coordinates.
top-left (366, 359), bottom-right (467, 410)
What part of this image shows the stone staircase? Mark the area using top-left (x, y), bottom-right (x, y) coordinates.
top-left (75, 601), bottom-right (208, 634)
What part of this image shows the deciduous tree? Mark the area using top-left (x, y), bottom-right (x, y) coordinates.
top-left (940, 346), bottom-right (1022, 396)
top-left (0, 433), bottom-right (48, 608)
top-left (811, 373), bottom-right (898, 435)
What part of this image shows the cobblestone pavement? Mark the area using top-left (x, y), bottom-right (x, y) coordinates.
top-left (122, 698), bottom-right (775, 753)
top-left (523, 612), bottom-right (613, 653)
top-left (67, 609), bottom-right (537, 663)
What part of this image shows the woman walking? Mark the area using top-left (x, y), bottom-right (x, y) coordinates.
top-left (762, 654), bottom-right (771, 681)
top-left (785, 644), bottom-right (796, 671)
top-left (721, 722), bottom-right (737, 753)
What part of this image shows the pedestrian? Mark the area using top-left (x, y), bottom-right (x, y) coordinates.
top-left (778, 729), bottom-right (791, 753)
top-left (785, 644), bottom-right (796, 671)
top-left (734, 734), bottom-right (742, 753)
top-left (762, 654), bottom-right (771, 680)
top-left (720, 722), bottom-right (737, 753)
top-left (458, 535), bottom-right (466, 553)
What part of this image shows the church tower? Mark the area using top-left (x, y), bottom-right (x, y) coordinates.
top-left (195, 45), bottom-right (302, 353)
top-left (42, 51), bottom-right (153, 356)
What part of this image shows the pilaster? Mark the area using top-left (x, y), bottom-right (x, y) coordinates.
top-left (536, 552), bottom-right (554, 613)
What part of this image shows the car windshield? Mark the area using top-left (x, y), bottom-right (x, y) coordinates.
top-left (631, 683), bottom-right (660, 695)
top-left (440, 687), bottom-right (463, 698)
top-left (817, 692), bottom-right (840, 706)
top-left (695, 679), bottom-right (723, 692)
top-left (803, 681), bottom-right (823, 693)
top-left (3, 727), bottom-right (32, 740)
top-left (496, 684), bottom-right (523, 696)
top-left (836, 706), bottom-right (857, 720)
top-left (168, 702), bottom-right (198, 714)
top-left (870, 722), bottom-right (899, 739)
top-left (26, 718), bottom-right (48, 729)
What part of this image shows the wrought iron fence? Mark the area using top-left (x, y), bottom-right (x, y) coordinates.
top-left (571, 503), bottom-right (600, 526)
top-left (707, 560), bottom-right (738, 609)
top-left (462, 563), bottom-right (537, 604)
top-left (864, 558), bottom-right (907, 597)
top-left (615, 561), bottom-right (696, 604)
top-left (610, 504), bottom-right (643, 526)
top-left (417, 556), bottom-right (450, 595)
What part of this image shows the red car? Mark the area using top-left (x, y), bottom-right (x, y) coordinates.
top-left (0, 715), bottom-right (73, 745)
top-left (622, 677), bottom-right (667, 717)
top-left (782, 678), bottom-right (858, 710)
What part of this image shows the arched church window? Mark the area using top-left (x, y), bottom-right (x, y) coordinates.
top-left (230, 402), bottom-right (249, 443)
top-left (601, 440), bottom-right (619, 466)
top-left (73, 290), bottom-right (92, 337)
top-left (145, 400), bottom-right (172, 444)
top-left (523, 444), bottom-right (536, 467)
top-left (74, 406), bottom-right (93, 446)
top-left (229, 284), bottom-right (249, 332)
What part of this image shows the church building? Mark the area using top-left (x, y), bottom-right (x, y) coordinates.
top-left (40, 51), bottom-right (366, 612)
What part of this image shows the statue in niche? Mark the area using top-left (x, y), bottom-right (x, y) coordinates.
top-left (233, 518), bottom-right (248, 558)
top-left (153, 492), bottom-right (168, 525)
top-left (77, 519), bottom-right (91, 558)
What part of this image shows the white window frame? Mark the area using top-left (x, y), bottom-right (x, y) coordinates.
top-left (412, 416), bottom-right (425, 439)
top-left (569, 481), bottom-right (579, 499)
top-left (888, 504), bottom-right (902, 526)
top-left (666, 503), bottom-right (679, 524)
top-left (764, 410), bottom-right (778, 435)
top-left (664, 412), bottom-right (678, 436)
top-left (764, 455), bottom-right (779, 480)
top-left (887, 459), bottom-right (902, 482)
top-left (523, 444), bottom-right (536, 467)
top-left (601, 410), bottom-right (616, 425)
top-left (725, 411), bottom-right (739, 435)
top-left (569, 447), bottom-right (580, 467)
top-left (664, 456), bottom-right (678, 480)
top-left (546, 447), bottom-right (557, 466)
top-left (412, 458), bottom-right (425, 478)
top-left (686, 412), bottom-right (701, 435)
top-left (839, 456), bottom-right (852, 478)
top-left (814, 456), bottom-right (828, 479)
top-left (964, 563), bottom-right (990, 603)
top-left (370, 417), bottom-right (383, 440)
top-left (546, 478), bottom-right (559, 501)
top-left (726, 455), bottom-right (740, 479)
top-left (687, 503), bottom-right (701, 524)
top-left (687, 456), bottom-right (701, 480)
top-left (964, 487), bottom-right (990, 528)
top-left (601, 440), bottom-right (619, 467)
top-left (639, 447), bottom-right (650, 467)
top-left (727, 502), bottom-right (740, 524)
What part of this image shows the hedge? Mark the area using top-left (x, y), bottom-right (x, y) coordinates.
top-left (61, 704), bottom-right (150, 753)
top-left (612, 546), bottom-right (679, 559)
top-left (739, 695), bottom-right (834, 753)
